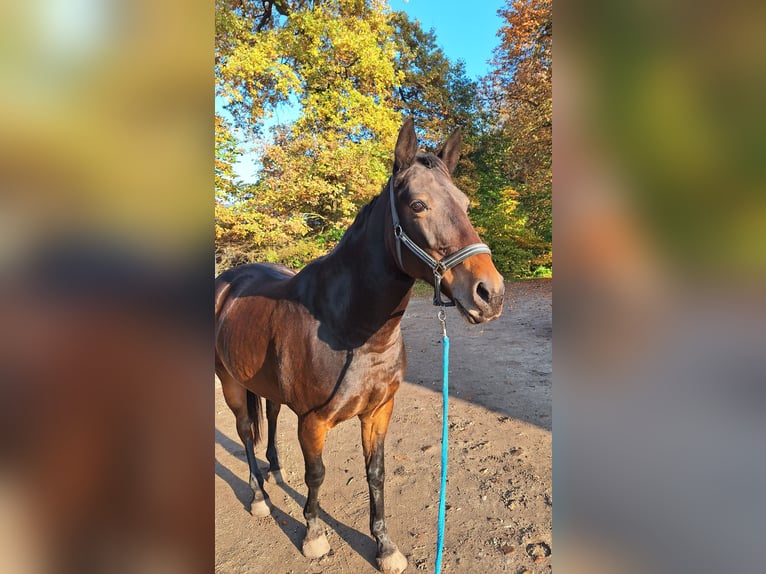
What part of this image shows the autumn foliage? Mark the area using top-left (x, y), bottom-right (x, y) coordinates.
top-left (215, 0), bottom-right (552, 277)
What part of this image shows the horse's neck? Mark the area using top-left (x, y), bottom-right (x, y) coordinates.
top-left (298, 194), bottom-right (414, 348)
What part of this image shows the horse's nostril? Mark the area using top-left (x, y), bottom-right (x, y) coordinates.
top-left (476, 282), bottom-right (490, 305)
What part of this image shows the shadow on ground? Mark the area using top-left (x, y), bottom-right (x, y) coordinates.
top-left (215, 427), bottom-right (379, 570)
top-left (402, 280), bottom-right (551, 431)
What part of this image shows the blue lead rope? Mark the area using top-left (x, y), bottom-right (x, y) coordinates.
top-left (434, 310), bottom-right (450, 574)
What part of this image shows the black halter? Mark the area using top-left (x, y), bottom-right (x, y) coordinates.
top-left (388, 178), bottom-right (492, 306)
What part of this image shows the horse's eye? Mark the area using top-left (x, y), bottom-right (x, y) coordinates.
top-left (410, 200), bottom-right (427, 213)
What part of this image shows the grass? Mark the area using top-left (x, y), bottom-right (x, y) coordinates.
top-left (411, 280), bottom-right (434, 298)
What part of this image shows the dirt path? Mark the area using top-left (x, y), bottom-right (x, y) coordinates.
top-left (215, 280), bottom-right (551, 573)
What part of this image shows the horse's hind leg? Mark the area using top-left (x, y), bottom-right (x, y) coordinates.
top-left (219, 372), bottom-right (270, 517)
top-left (265, 400), bottom-right (284, 484)
top-left (360, 398), bottom-right (408, 574)
top-left (297, 412), bottom-right (331, 559)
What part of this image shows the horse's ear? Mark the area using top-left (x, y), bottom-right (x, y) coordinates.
top-left (394, 118), bottom-right (418, 173)
top-left (437, 128), bottom-right (462, 175)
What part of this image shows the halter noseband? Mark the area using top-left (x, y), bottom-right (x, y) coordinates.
top-left (388, 178), bottom-right (492, 306)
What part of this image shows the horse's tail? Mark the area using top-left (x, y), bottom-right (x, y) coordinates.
top-left (247, 390), bottom-right (264, 445)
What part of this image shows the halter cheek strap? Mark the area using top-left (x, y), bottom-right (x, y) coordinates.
top-left (389, 179), bottom-right (492, 306)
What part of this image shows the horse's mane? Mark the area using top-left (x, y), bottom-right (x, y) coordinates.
top-left (332, 194), bottom-right (381, 251)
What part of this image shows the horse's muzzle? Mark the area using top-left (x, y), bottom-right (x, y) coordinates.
top-left (448, 257), bottom-right (505, 323)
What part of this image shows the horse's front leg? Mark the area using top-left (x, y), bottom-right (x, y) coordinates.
top-left (297, 413), bottom-right (331, 559)
top-left (360, 398), bottom-right (408, 574)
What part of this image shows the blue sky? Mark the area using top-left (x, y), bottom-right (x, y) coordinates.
top-left (227, 0), bottom-right (505, 182)
top-left (388, 0), bottom-right (504, 80)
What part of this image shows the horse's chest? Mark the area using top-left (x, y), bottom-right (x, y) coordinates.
top-left (346, 345), bottom-right (403, 384)
top-left (310, 342), bottom-right (402, 387)
top-left (279, 335), bottom-right (404, 418)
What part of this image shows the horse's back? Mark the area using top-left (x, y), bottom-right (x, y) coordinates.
top-left (217, 262), bottom-right (295, 297)
top-left (217, 261), bottom-right (297, 310)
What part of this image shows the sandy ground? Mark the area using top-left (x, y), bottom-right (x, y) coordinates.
top-left (215, 279), bottom-right (551, 573)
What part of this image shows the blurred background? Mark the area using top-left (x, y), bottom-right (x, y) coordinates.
top-left (555, 0), bottom-right (766, 572)
top-left (0, 0), bottom-right (213, 572)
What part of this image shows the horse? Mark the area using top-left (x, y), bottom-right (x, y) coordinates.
top-left (214, 118), bottom-right (505, 574)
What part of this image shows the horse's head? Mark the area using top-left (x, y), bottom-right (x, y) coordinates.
top-left (388, 119), bottom-right (505, 323)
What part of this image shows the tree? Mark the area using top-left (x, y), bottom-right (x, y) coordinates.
top-left (484, 0), bottom-right (552, 245)
top-left (215, 0), bottom-right (402, 270)
top-left (465, 118), bottom-right (546, 278)
top-left (389, 12), bottom-right (478, 150)
top-left (254, 0), bottom-right (402, 225)
top-left (214, 0), bottom-right (552, 277)
top-left (215, 114), bottom-right (242, 202)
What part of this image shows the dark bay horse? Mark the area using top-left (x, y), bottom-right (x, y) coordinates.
top-left (214, 119), bottom-right (504, 573)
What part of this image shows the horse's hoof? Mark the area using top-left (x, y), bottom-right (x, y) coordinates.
top-left (250, 498), bottom-right (271, 517)
top-left (302, 534), bottom-right (330, 559)
top-left (377, 548), bottom-right (408, 574)
top-left (266, 469), bottom-right (284, 484)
